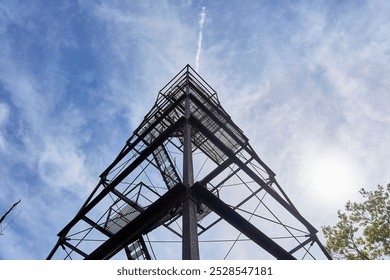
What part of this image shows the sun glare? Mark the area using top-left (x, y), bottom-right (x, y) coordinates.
top-left (302, 147), bottom-right (360, 205)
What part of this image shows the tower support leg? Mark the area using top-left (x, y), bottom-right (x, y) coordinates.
top-left (182, 69), bottom-right (200, 260)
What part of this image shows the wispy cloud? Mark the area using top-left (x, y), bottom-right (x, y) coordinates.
top-left (1, 0), bottom-right (390, 259)
top-left (0, 102), bottom-right (9, 151)
top-left (195, 6), bottom-right (206, 72)
top-left (197, 1), bottom-right (390, 229)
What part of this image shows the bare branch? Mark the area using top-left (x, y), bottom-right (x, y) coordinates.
top-left (0, 199), bottom-right (22, 235)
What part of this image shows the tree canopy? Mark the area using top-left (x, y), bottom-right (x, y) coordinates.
top-left (322, 184), bottom-right (390, 259)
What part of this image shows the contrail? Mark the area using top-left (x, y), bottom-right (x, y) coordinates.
top-left (195, 7), bottom-right (206, 72)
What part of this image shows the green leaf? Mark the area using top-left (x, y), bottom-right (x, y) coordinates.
top-left (322, 184), bottom-right (390, 260)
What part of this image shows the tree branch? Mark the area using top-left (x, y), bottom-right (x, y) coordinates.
top-left (0, 199), bottom-right (21, 224)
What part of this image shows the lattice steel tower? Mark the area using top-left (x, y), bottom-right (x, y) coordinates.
top-left (47, 65), bottom-right (332, 260)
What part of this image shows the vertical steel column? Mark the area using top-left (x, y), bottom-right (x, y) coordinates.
top-left (182, 66), bottom-right (200, 260)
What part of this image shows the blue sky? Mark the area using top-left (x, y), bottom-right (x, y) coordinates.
top-left (1, 0), bottom-right (390, 259)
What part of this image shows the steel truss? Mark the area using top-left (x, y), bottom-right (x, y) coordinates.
top-left (47, 65), bottom-right (332, 260)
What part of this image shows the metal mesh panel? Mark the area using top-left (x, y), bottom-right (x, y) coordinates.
top-left (105, 204), bottom-right (142, 234)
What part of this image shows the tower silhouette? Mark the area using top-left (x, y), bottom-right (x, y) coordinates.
top-left (47, 65), bottom-right (332, 260)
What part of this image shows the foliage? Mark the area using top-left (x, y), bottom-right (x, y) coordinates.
top-left (322, 184), bottom-right (390, 259)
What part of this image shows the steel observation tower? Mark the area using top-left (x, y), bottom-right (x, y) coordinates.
top-left (47, 65), bottom-right (332, 260)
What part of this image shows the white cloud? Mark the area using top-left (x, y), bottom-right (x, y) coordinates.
top-left (80, 1), bottom-right (199, 130)
top-left (0, 102), bottom-right (10, 150)
top-left (38, 137), bottom-right (94, 194)
top-left (195, 2), bottom-right (390, 230)
top-left (0, 103), bottom-right (9, 124)
top-left (195, 7), bottom-right (206, 72)
top-left (73, 1), bottom-right (390, 259)
top-left (1, 0), bottom-right (390, 259)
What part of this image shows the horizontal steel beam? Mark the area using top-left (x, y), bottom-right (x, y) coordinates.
top-left (191, 182), bottom-right (296, 260)
top-left (85, 183), bottom-right (186, 259)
